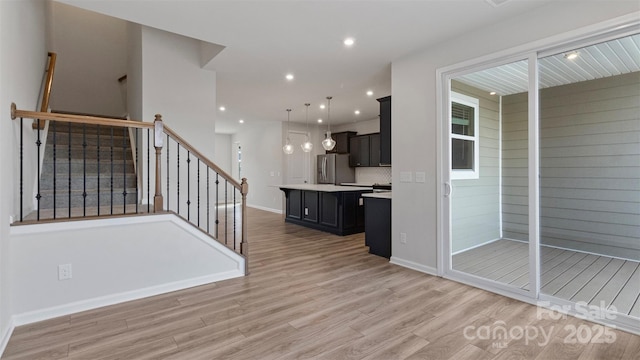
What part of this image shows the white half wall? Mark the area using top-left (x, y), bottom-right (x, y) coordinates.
top-left (9, 214), bottom-right (244, 325)
top-left (214, 133), bottom-right (232, 175)
top-left (0, 0), bottom-right (48, 348)
top-left (391, 2), bottom-right (640, 271)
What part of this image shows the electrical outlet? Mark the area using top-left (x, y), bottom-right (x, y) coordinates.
top-left (400, 232), bottom-right (407, 244)
top-left (58, 264), bottom-right (72, 280)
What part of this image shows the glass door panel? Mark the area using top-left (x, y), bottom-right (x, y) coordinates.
top-left (538, 34), bottom-right (640, 318)
top-left (450, 59), bottom-right (531, 290)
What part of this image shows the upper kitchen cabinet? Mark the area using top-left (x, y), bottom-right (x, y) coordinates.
top-left (349, 133), bottom-right (380, 167)
top-left (377, 96), bottom-right (391, 165)
top-left (326, 131), bottom-right (357, 154)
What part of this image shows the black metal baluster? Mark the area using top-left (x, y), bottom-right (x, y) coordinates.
top-left (206, 167), bottom-right (210, 233)
top-left (135, 129), bottom-right (138, 214)
top-left (147, 129), bottom-right (150, 213)
top-left (166, 134), bottom-right (169, 211)
top-left (52, 121), bottom-right (57, 219)
top-left (82, 123), bottom-right (87, 217)
top-left (110, 127), bottom-right (114, 215)
top-left (233, 187), bottom-right (236, 250)
top-left (122, 127), bottom-right (127, 214)
top-left (19, 117), bottom-right (23, 222)
top-left (68, 122), bottom-right (71, 218)
top-left (225, 179), bottom-right (228, 245)
top-left (215, 173), bottom-right (219, 239)
top-left (97, 125), bottom-right (100, 215)
top-left (197, 159), bottom-right (200, 227)
top-left (187, 151), bottom-right (191, 221)
top-left (177, 143), bottom-right (180, 215)
top-left (36, 119), bottom-right (41, 221)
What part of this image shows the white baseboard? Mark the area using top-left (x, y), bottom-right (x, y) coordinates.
top-left (0, 318), bottom-right (15, 358)
top-left (248, 204), bottom-right (282, 214)
top-left (11, 270), bottom-right (242, 327)
top-left (389, 256), bottom-right (438, 276)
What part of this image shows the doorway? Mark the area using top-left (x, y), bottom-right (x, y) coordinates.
top-left (285, 131), bottom-right (312, 185)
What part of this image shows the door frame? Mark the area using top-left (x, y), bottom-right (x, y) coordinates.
top-left (435, 13), bottom-right (640, 333)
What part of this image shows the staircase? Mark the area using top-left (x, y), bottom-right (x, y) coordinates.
top-left (38, 121), bottom-right (138, 217)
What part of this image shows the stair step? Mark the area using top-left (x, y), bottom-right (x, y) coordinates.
top-left (44, 145), bottom-right (133, 161)
top-left (38, 188), bottom-right (138, 209)
top-left (38, 173), bottom-right (138, 190)
top-left (44, 132), bottom-right (130, 147)
top-left (41, 160), bottom-right (135, 175)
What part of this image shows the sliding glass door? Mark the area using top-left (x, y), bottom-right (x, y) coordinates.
top-left (448, 59), bottom-right (533, 293)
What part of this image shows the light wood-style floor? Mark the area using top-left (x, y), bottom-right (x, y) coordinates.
top-left (3, 209), bottom-right (640, 359)
top-left (453, 239), bottom-right (640, 317)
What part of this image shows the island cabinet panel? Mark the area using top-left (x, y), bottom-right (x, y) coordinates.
top-left (286, 189), bottom-right (302, 220)
top-left (280, 186), bottom-right (371, 236)
top-left (364, 197), bottom-right (391, 258)
top-left (303, 191), bottom-right (319, 223)
top-left (319, 192), bottom-right (339, 227)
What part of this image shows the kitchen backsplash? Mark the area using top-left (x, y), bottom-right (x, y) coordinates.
top-left (355, 167), bottom-right (392, 185)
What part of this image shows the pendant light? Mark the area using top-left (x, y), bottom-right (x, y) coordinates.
top-left (321, 96), bottom-right (336, 151)
top-left (282, 109), bottom-right (294, 154)
top-left (301, 103), bottom-right (313, 152)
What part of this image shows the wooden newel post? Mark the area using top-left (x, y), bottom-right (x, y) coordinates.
top-left (153, 114), bottom-right (164, 212)
top-left (240, 177), bottom-right (249, 274)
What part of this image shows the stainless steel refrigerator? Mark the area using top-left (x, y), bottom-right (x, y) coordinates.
top-left (317, 154), bottom-right (355, 184)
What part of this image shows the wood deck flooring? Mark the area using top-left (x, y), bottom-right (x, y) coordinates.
top-left (3, 209), bottom-right (639, 359)
top-left (453, 239), bottom-right (640, 317)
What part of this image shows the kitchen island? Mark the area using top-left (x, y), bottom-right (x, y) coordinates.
top-left (279, 184), bottom-right (372, 235)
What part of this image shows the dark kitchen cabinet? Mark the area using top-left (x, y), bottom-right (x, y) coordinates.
top-left (326, 131), bottom-right (357, 154)
top-left (349, 133), bottom-right (380, 167)
top-left (280, 187), bottom-right (370, 235)
top-left (377, 96), bottom-right (391, 165)
top-left (364, 197), bottom-right (391, 258)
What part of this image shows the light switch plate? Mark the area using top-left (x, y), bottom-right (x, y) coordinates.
top-left (415, 172), bottom-right (426, 183)
top-left (400, 171), bottom-right (412, 183)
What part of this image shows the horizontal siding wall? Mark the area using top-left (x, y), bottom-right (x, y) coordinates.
top-left (451, 81), bottom-right (501, 253)
top-left (501, 92), bottom-right (529, 241)
top-left (502, 72), bottom-right (640, 260)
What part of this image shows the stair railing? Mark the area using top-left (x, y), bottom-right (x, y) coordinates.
top-left (33, 52), bottom-right (57, 130)
top-left (10, 104), bottom-right (248, 270)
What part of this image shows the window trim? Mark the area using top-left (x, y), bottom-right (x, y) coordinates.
top-left (450, 91), bottom-right (480, 180)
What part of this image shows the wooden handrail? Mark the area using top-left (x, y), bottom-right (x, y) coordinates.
top-left (12, 104), bottom-right (153, 129)
top-left (163, 124), bottom-right (242, 191)
top-left (40, 52), bottom-right (56, 113)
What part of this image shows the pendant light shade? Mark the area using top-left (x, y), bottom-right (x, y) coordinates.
top-left (321, 96), bottom-right (336, 151)
top-left (301, 103), bottom-right (313, 152)
top-left (283, 109), bottom-right (294, 154)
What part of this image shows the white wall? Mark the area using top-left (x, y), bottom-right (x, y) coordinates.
top-left (49, 1), bottom-right (128, 117)
top-left (0, 0), bottom-right (48, 345)
top-left (232, 121), bottom-right (284, 212)
top-left (390, 2), bottom-right (640, 273)
top-left (9, 215), bottom-right (243, 324)
top-left (214, 133), bottom-right (232, 175)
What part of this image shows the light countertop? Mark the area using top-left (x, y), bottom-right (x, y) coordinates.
top-left (340, 182), bottom-right (374, 187)
top-left (278, 184), bottom-right (373, 192)
top-left (361, 191), bottom-right (392, 199)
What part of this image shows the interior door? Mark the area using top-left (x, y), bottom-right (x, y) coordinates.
top-left (286, 131), bottom-right (311, 184)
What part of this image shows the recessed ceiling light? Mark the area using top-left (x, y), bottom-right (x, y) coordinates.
top-left (319, 104), bottom-right (326, 109)
top-left (354, 110), bottom-right (360, 115)
top-left (489, 91), bottom-right (497, 96)
top-left (366, 90), bottom-right (373, 96)
top-left (219, 106), bottom-right (226, 111)
top-left (343, 38), bottom-right (355, 47)
top-left (317, 118), bottom-right (323, 123)
top-left (564, 52), bottom-right (579, 60)
top-left (285, 73), bottom-right (294, 81)
top-left (238, 119), bottom-right (244, 124)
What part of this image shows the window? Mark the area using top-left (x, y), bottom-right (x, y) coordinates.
top-left (451, 91), bottom-right (479, 179)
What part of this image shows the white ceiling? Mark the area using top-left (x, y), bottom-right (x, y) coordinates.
top-left (58, 0), bottom-right (572, 133)
top-left (456, 34), bottom-right (640, 96)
